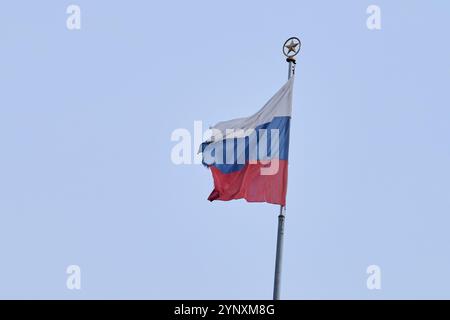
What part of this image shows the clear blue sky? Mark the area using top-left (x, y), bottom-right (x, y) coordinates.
top-left (0, 1), bottom-right (449, 299)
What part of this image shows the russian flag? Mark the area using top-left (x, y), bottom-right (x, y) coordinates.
top-left (201, 77), bottom-right (294, 206)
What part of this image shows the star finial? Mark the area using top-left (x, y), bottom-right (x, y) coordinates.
top-left (283, 37), bottom-right (301, 58)
top-left (285, 40), bottom-right (299, 53)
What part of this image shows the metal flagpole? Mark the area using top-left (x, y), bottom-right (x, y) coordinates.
top-left (273, 37), bottom-right (300, 300)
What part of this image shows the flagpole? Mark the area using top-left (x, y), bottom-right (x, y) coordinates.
top-left (273, 37), bottom-right (299, 300)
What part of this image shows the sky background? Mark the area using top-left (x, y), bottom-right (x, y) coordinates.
top-left (0, 1), bottom-right (449, 299)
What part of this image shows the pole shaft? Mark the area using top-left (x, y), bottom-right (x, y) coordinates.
top-left (273, 59), bottom-right (294, 300)
top-left (288, 60), bottom-right (293, 79)
top-left (273, 206), bottom-right (286, 300)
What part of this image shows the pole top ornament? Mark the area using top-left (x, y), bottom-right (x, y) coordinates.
top-left (283, 37), bottom-right (301, 61)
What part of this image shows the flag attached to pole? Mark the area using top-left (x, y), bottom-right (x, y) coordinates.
top-left (200, 77), bottom-right (294, 206)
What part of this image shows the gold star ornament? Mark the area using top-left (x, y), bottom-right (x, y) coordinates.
top-left (285, 40), bottom-right (299, 53)
top-left (283, 37), bottom-right (301, 58)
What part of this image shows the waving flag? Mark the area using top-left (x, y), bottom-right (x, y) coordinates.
top-left (201, 77), bottom-right (294, 206)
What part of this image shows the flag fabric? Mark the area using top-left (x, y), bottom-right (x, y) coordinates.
top-left (201, 77), bottom-right (294, 206)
